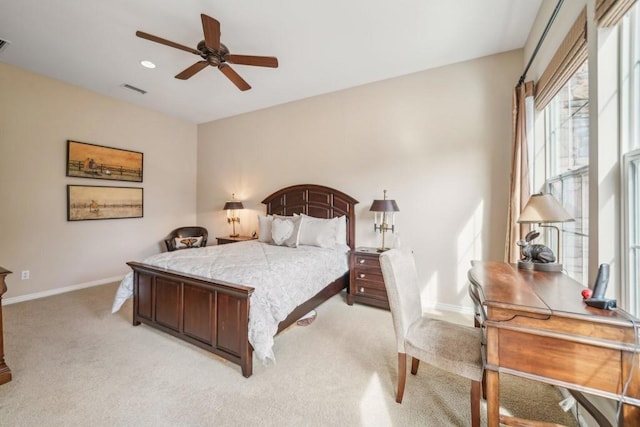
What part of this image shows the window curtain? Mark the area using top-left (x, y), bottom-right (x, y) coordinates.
top-left (536, 8), bottom-right (587, 110)
top-left (505, 81), bottom-right (534, 263)
top-left (597, 0), bottom-right (637, 26)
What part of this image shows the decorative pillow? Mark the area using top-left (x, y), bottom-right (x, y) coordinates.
top-left (299, 214), bottom-right (347, 247)
top-left (271, 216), bottom-right (302, 247)
top-left (257, 215), bottom-right (274, 243)
top-left (174, 235), bottom-right (203, 249)
top-left (298, 215), bottom-right (338, 248)
top-left (335, 215), bottom-right (347, 246)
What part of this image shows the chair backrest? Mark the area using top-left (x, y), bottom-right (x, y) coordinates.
top-left (379, 248), bottom-right (424, 353)
top-left (164, 226), bottom-right (208, 251)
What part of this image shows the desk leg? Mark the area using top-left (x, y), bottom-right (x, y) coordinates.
top-left (486, 369), bottom-right (500, 426)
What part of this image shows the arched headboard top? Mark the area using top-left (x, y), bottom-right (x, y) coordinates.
top-left (262, 184), bottom-right (358, 250)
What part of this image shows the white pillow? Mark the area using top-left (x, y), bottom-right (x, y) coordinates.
top-left (271, 216), bottom-right (302, 247)
top-left (298, 215), bottom-right (338, 248)
top-left (335, 215), bottom-right (347, 246)
top-left (299, 214), bottom-right (347, 247)
top-left (257, 215), bottom-right (274, 243)
top-left (174, 235), bottom-right (203, 249)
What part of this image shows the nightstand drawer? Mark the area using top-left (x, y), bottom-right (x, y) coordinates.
top-left (352, 269), bottom-right (385, 290)
top-left (353, 285), bottom-right (387, 300)
top-left (353, 254), bottom-right (380, 269)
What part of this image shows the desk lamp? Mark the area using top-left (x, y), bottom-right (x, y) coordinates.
top-left (517, 193), bottom-right (574, 272)
top-left (369, 190), bottom-right (399, 252)
top-left (223, 193), bottom-right (244, 237)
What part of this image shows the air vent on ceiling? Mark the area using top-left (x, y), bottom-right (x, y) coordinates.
top-left (0, 39), bottom-right (11, 54)
top-left (121, 83), bottom-right (147, 95)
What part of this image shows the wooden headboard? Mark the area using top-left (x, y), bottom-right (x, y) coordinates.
top-left (262, 184), bottom-right (358, 250)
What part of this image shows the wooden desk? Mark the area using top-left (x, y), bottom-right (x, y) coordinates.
top-left (468, 261), bottom-right (640, 426)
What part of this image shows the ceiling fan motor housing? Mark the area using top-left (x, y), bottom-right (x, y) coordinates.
top-left (197, 40), bottom-right (229, 64)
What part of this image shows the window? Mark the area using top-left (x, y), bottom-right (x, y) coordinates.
top-left (543, 61), bottom-right (590, 284)
top-left (624, 152), bottom-right (640, 315)
top-left (621, 2), bottom-right (640, 315)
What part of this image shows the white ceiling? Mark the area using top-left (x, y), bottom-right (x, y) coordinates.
top-left (0, 0), bottom-right (541, 124)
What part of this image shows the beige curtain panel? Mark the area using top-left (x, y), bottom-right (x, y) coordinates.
top-left (505, 81), bottom-right (534, 263)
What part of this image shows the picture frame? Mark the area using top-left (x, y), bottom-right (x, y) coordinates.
top-left (66, 140), bottom-right (143, 182)
top-left (67, 185), bottom-right (143, 221)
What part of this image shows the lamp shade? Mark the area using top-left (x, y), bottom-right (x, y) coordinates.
top-left (369, 199), bottom-right (399, 212)
top-left (517, 193), bottom-right (574, 223)
top-left (223, 200), bottom-right (244, 210)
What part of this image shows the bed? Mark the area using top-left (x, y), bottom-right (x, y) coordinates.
top-left (115, 184), bottom-right (358, 377)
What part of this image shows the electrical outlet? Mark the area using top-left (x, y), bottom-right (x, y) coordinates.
top-left (21, 270), bottom-right (29, 280)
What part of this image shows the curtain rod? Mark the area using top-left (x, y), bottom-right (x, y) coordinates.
top-left (518, 0), bottom-right (564, 87)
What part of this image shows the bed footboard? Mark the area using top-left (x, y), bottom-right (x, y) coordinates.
top-left (128, 261), bottom-right (255, 377)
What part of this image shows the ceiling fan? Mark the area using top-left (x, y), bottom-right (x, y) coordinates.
top-left (136, 14), bottom-right (278, 91)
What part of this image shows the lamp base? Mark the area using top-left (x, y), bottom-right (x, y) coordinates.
top-left (229, 233), bottom-right (239, 238)
top-left (517, 260), bottom-right (563, 272)
top-left (376, 247), bottom-right (390, 253)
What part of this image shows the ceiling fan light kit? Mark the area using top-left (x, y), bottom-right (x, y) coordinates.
top-left (136, 13), bottom-right (278, 91)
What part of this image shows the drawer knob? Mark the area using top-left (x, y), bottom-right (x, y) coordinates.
top-left (359, 273), bottom-right (366, 279)
top-left (359, 259), bottom-right (365, 264)
top-left (359, 287), bottom-right (364, 293)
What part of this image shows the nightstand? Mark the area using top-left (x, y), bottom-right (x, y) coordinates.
top-left (216, 236), bottom-right (257, 245)
top-left (347, 247), bottom-right (389, 310)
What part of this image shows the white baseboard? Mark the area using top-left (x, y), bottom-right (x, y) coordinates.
top-left (3, 275), bottom-right (124, 305)
top-left (424, 301), bottom-right (475, 317)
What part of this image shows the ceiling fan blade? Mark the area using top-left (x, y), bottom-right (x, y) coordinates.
top-left (218, 64), bottom-right (251, 91)
top-left (201, 14), bottom-right (221, 51)
top-left (226, 55), bottom-right (279, 68)
top-left (136, 31), bottom-right (200, 55)
top-left (175, 61), bottom-right (209, 80)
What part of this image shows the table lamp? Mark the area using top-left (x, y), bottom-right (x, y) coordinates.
top-left (223, 193), bottom-right (244, 237)
top-left (369, 190), bottom-right (399, 252)
top-left (517, 193), bottom-right (574, 272)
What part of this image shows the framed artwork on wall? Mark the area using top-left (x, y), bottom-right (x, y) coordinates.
top-left (67, 185), bottom-right (143, 221)
top-left (66, 140), bottom-right (143, 182)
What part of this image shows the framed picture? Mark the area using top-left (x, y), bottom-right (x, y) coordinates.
top-left (66, 140), bottom-right (143, 182)
top-left (67, 185), bottom-right (143, 221)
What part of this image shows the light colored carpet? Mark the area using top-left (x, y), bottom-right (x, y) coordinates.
top-left (0, 283), bottom-right (578, 426)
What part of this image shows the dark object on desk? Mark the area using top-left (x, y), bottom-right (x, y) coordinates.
top-left (585, 263), bottom-right (617, 310)
top-left (516, 230), bottom-right (561, 272)
top-left (517, 230), bottom-right (556, 263)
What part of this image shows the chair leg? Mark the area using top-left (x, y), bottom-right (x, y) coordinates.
top-left (482, 369), bottom-right (486, 399)
top-left (470, 380), bottom-right (481, 427)
top-left (411, 357), bottom-right (420, 375)
top-left (396, 353), bottom-right (407, 403)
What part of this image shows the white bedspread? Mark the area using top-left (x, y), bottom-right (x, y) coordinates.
top-left (112, 241), bottom-right (349, 363)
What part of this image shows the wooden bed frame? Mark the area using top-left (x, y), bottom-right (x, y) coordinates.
top-left (128, 184), bottom-right (358, 377)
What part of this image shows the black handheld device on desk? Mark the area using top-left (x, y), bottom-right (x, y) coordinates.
top-left (585, 263), bottom-right (617, 310)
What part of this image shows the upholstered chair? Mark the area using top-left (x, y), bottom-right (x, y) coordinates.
top-left (164, 226), bottom-right (209, 251)
top-left (379, 248), bottom-right (483, 427)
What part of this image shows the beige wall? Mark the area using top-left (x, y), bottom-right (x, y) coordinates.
top-left (197, 50), bottom-right (523, 311)
top-left (0, 63), bottom-right (197, 301)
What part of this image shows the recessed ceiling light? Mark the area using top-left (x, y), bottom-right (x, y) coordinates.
top-left (140, 60), bottom-right (156, 69)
